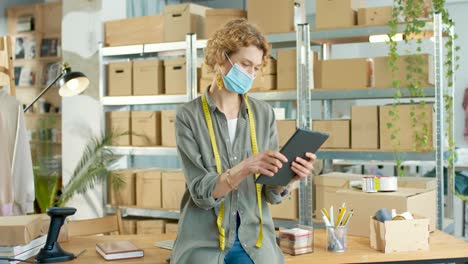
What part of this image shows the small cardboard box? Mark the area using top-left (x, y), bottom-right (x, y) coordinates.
top-left (263, 57), bottom-right (277, 75)
top-left (121, 220), bottom-right (136, 235)
top-left (107, 62), bottom-right (132, 96)
top-left (320, 58), bottom-right (371, 90)
top-left (370, 215), bottom-right (429, 253)
top-left (136, 169), bottom-right (162, 209)
top-left (270, 190), bottom-right (298, 220)
top-left (373, 54), bottom-right (434, 88)
top-left (0, 214), bottom-right (45, 246)
top-left (108, 169), bottom-right (136, 206)
top-left (133, 59), bottom-right (164, 96)
top-left (104, 14), bottom-right (163, 47)
top-left (165, 221), bottom-right (179, 234)
top-left (329, 188), bottom-right (436, 237)
top-left (315, 0), bottom-right (359, 29)
top-left (248, 0), bottom-right (304, 34)
top-left (399, 177), bottom-right (436, 190)
top-left (162, 170), bottom-right (186, 210)
top-left (161, 110), bottom-right (176, 147)
top-left (351, 105), bottom-right (379, 149)
top-left (357, 6), bottom-right (393, 26)
top-left (137, 220), bottom-right (165, 235)
top-left (314, 172), bottom-right (365, 218)
top-left (164, 58), bottom-right (186, 95)
top-left (276, 120), bottom-right (296, 148)
top-left (379, 104), bottom-right (433, 151)
top-left (252, 74), bottom-right (277, 91)
top-left (131, 111), bottom-right (161, 146)
top-left (163, 3), bottom-right (210, 42)
top-left (277, 49), bottom-right (296, 90)
top-left (205, 9), bottom-right (247, 38)
top-left (107, 111), bottom-right (131, 146)
top-left (312, 120), bottom-right (350, 149)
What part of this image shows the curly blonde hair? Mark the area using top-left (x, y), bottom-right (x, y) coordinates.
top-left (204, 19), bottom-right (270, 72)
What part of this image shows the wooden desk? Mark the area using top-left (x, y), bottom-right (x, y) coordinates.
top-left (54, 230), bottom-right (467, 263)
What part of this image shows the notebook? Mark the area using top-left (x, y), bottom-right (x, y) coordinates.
top-left (256, 128), bottom-right (329, 186)
top-left (96, 241), bottom-right (144, 261)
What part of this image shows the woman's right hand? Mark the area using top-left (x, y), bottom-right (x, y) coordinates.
top-left (240, 151), bottom-right (288, 177)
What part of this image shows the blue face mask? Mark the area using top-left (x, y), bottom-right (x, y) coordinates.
top-left (221, 53), bottom-right (255, 95)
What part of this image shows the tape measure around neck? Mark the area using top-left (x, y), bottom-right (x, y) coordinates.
top-left (201, 94), bottom-right (263, 250)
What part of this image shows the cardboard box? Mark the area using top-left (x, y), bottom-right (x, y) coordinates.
top-left (165, 221), bottom-right (179, 234)
top-left (108, 169), bottom-right (136, 206)
top-left (252, 74), bottom-right (276, 91)
top-left (0, 214), bottom-right (45, 246)
top-left (320, 58), bottom-right (371, 89)
top-left (373, 54), bottom-right (433, 88)
top-left (357, 6), bottom-right (392, 26)
top-left (277, 49), bottom-right (296, 90)
top-left (201, 63), bottom-right (215, 80)
top-left (205, 9), bottom-right (247, 38)
top-left (104, 14), bottom-right (163, 47)
top-left (379, 104), bottom-right (433, 151)
top-left (131, 111), bottom-right (161, 146)
top-left (107, 111), bottom-right (131, 146)
top-left (107, 62), bottom-right (132, 96)
top-left (161, 110), bottom-right (176, 147)
top-left (328, 188), bottom-right (436, 237)
top-left (263, 57), bottom-right (277, 75)
top-left (163, 3), bottom-right (210, 42)
top-left (399, 177), bottom-right (436, 190)
top-left (351, 105), bottom-right (379, 149)
top-left (162, 170), bottom-right (186, 210)
top-left (270, 190), bottom-right (298, 220)
top-left (164, 58), bottom-right (186, 95)
top-left (136, 169), bottom-right (162, 209)
top-left (133, 59), bottom-right (164, 96)
top-left (199, 77), bottom-right (212, 93)
top-left (316, 0), bottom-right (359, 29)
top-left (276, 120), bottom-right (296, 147)
top-left (312, 120), bottom-right (350, 149)
top-left (137, 220), bottom-right (165, 235)
top-left (370, 215), bottom-right (429, 253)
top-left (314, 172), bottom-right (365, 218)
top-left (248, 0), bottom-right (304, 34)
top-left (122, 220), bottom-right (136, 235)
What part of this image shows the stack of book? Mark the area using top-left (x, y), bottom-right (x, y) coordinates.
top-left (0, 235), bottom-right (46, 264)
top-left (279, 228), bottom-right (313, 256)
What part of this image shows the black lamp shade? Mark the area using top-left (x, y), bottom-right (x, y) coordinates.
top-left (57, 71), bottom-right (89, 97)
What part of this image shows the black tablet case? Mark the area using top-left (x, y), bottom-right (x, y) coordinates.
top-left (255, 128), bottom-right (329, 186)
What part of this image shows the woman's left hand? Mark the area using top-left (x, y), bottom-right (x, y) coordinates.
top-left (291, 152), bottom-right (317, 182)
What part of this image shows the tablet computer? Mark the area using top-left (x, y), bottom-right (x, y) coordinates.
top-left (255, 128), bottom-right (329, 186)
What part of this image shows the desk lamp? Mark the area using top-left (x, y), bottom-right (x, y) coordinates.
top-left (23, 63), bottom-right (89, 112)
top-left (35, 207), bottom-right (77, 263)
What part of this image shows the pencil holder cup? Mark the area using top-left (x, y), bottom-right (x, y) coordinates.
top-left (326, 226), bottom-right (347, 253)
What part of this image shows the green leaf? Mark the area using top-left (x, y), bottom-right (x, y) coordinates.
top-left (387, 122), bottom-right (393, 129)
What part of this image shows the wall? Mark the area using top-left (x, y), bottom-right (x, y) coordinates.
top-left (62, 0), bottom-right (126, 220)
top-left (0, 0), bottom-right (44, 35)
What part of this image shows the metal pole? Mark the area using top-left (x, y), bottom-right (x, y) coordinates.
top-left (296, 23), bottom-right (313, 226)
top-left (433, 12), bottom-right (444, 230)
top-left (186, 33), bottom-right (198, 100)
top-left (321, 43), bottom-right (333, 173)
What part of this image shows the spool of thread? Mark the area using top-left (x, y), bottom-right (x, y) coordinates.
top-left (392, 215), bottom-right (406, 221)
top-left (378, 176), bottom-right (398, 192)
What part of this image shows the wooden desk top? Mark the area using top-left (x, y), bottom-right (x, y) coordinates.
top-left (56, 230), bottom-right (468, 263)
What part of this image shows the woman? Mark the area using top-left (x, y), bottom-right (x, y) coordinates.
top-left (172, 19), bottom-right (316, 264)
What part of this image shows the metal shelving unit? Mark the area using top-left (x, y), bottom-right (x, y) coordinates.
top-left (310, 14), bottom-right (454, 230)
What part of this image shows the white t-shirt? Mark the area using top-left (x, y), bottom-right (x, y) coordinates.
top-left (227, 118), bottom-right (238, 143)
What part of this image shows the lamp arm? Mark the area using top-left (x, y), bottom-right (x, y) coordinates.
top-left (23, 71), bottom-right (65, 113)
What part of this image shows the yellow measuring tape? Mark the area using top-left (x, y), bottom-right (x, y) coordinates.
top-left (201, 94), bottom-right (263, 251)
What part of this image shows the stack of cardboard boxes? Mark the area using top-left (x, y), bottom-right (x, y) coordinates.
top-left (106, 110), bottom-right (176, 147)
top-left (251, 57), bottom-right (277, 91)
top-left (121, 219), bottom-right (179, 235)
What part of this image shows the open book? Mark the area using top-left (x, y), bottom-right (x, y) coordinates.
top-left (96, 241), bottom-right (144, 261)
